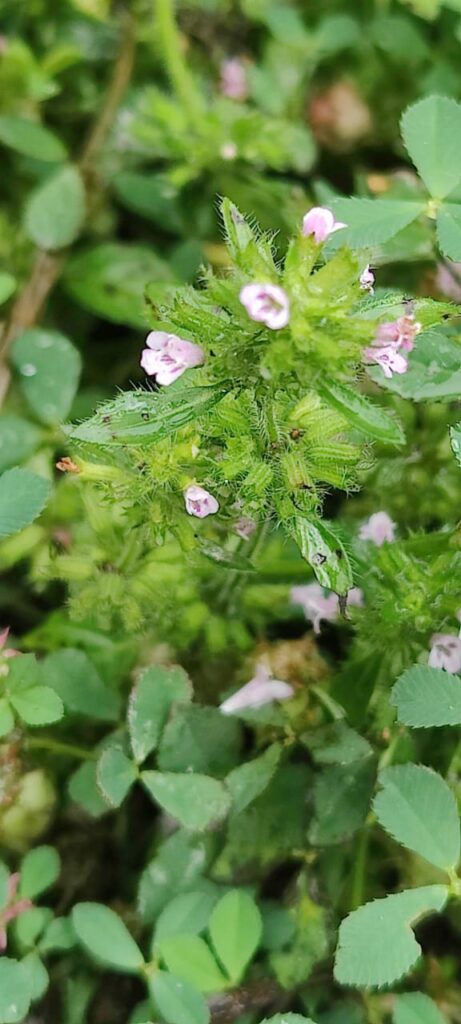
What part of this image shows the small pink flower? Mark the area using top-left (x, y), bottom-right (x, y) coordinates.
top-left (184, 485), bottom-right (219, 518)
top-left (220, 662), bottom-right (293, 714)
top-left (0, 872), bottom-right (32, 951)
top-left (220, 58), bottom-right (248, 101)
top-left (428, 634), bottom-right (461, 674)
top-left (240, 283), bottom-right (290, 330)
top-left (359, 511), bottom-right (396, 546)
top-left (234, 516), bottom-right (257, 540)
top-left (220, 142), bottom-right (238, 161)
top-left (140, 332), bottom-right (204, 386)
top-left (302, 206), bottom-right (347, 243)
top-left (395, 314), bottom-right (421, 353)
top-left (0, 628), bottom-right (19, 658)
top-left (363, 345), bottom-right (408, 379)
top-left (375, 322), bottom-right (401, 345)
top-left (360, 265), bottom-right (375, 293)
top-left (291, 583), bottom-right (362, 632)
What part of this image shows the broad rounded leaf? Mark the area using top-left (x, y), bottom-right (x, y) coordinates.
top-left (401, 96), bottom-right (461, 199)
top-left (20, 952), bottom-right (49, 1002)
top-left (159, 934), bottom-right (227, 992)
top-left (226, 743), bottom-right (282, 814)
top-left (10, 685), bottom-right (64, 726)
top-left (63, 243), bottom-right (174, 327)
top-left (209, 890), bottom-right (262, 984)
top-left (0, 958), bottom-right (32, 1023)
top-left (437, 204), bottom-right (461, 260)
top-left (141, 771), bottom-right (230, 831)
top-left (0, 416), bottom-right (41, 473)
top-left (11, 328), bottom-right (82, 425)
top-left (393, 992), bottom-right (447, 1024)
top-left (72, 902), bottom-right (144, 972)
top-left (128, 665), bottom-right (192, 764)
top-left (24, 165), bottom-right (85, 250)
top-left (330, 198), bottom-right (423, 247)
top-left (368, 330), bottom-right (461, 401)
top-left (374, 765), bottom-right (460, 871)
top-left (334, 885), bottom-right (448, 988)
top-left (0, 468), bottom-right (50, 539)
top-left (154, 890), bottom-right (217, 950)
top-left (97, 747), bottom-right (137, 808)
top-left (44, 648), bottom-right (120, 721)
top-left (20, 845), bottom-right (60, 899)
top-left (150, 970), bottom-right (209, 1024)
top-left (0, 116), bottom-right (67, 162)
top-left (391, 664), bottom-right (461, 728)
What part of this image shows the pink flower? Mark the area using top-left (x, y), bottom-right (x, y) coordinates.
top-left (428, 634), bottom-right (461, 674)
top-left (0, 872), bottom-right (32, 952)
top-left (220, 58), bottom-right (248, 101)
top-left (234, 516), bottom-right (257, 540)
top-left (360, 265), bottom-right (375, 293)
top-left (220, 142), bottom-right (237, 161)
top-left (374, 315), bottom-right (421, 353)
top-left (140, 332), bottom-right (204, 386)
top-left (363, 345), bottom-right (408, 379)
top-left (184, 485), bottom-right (219, 518)
top-left (0, 628), bottom-right (19, 659)
top-left (240, 283), bottom-right (290, 330)
top-left (291, 583), bottom-right (362, 632)
top-left (359, 511), bottom-right (396, 546)
top-left (302, 206), bottom-right (347, 243)
top-left (220, 662), bottom-right (294, 714)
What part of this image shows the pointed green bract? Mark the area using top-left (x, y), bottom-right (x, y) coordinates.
top-left (373, 765), bottom-right (460, 870)
top-left (209, 890), bottom-right (262, 984)
top-left (334, 885), bottom-right (448, 988)
top-left (72, 903), bottom-right (144, 972)
top-left (142, 771), bottom-right (230, 830)
top-left (391, 664), bottom-right (461, 727)
top-left (401, 96), bottom-right (461, 199)
top-left (393, 992), bottom-right (447, 1024)
top-left (0, 468), bottom-right (50, 539)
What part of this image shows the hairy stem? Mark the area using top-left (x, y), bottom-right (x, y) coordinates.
top-left (25, 736), bottom-right (95, 761)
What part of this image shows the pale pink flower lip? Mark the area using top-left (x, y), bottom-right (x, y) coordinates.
top-left (240, 283), bottom-right (290, 330)
top-left (359, 511), bottom-right (396, 546)
top-left (363, 345), bottom-right (408, 378)
top-left (291, 584), bottom-right (363, 633)
top-left (220, 662), bottom-right (294, 714)
top-left (302, 206), bottom-right (347, 243)
top-left (428, 634), bottom-right (461, 674)
top-left (360, 265), bottom-right (375, 293)
top-left (220, 57), bottom-right (248, 101)
top-left (184, 484), bottom-right (219, 519)
top-left (140, 331), bottom-right (204, 386)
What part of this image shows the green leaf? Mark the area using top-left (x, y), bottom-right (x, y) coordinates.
top-left (401, 96), bottom-right (461, 199)
top-left (138, 831), bottom-right (215, 922)
top-left (261, 1017), bottom-right (317, 1024)
top-left (63, 243), bottom-right (175, 327)
top-left (226, 743), bottom-right (282, 813)
top-left (39, 916), bottom-right (76, 954)
top-left (0, 468), bottom-right (50, 539)
top-left (128, 665), bottom-right (192, 764)
top-left (334, 885), bottom-right (448, 988)
top-left (290, 515), bottom-right (353, 595)
top-left (142, 771), bottom-right (230, 831)
top-left (330, 199), bottom-right (423, 247)
top-left (391, 664), bottom-right (461, 727)
top-left (154, 890), bottom-right (218, 950)
top-left (68, 761), bottom-right (108, 817)
top-left (20, 952), bottom-right (49, 1001)
top-left (0, 416), bottom-right (41, 473)
top-left (393, 992), bottom-right (447, 1024)
top-left (0, 274), bottom-right (16, 306)
top-left (72, 902), bottom-right (145, 972)
top-left (14, 907), bottom-right (51, 949)
top-left (373, 765), bottom-right (460, 871)
top-left (150, 970), bottom-right (209, 1024)
top-left (97, 747), bottom-right (137, 808)
top-left (10, 685), bottom-right (64, 726)
top-left (209, 890), bottom-right (262, 984)
top-left (159, 935), bottom-right (228, 992)
top-left (113, 172), bottom-right (183, 232)
top-left (11, 328), bottom-right (82, 424)
top-left (158, 706), bottom-right (241, 777)
top-left (70, 385), bottom-right (226, 448)
top-left (318, 378), bottom-right (405, 446)
top-left (20, 845), bottom-right (60, 899)
top-left (44, 648), bottom-right (120, 721)
top-left (24, 165), bottom-right (85, 250)
top-left (0, 958), bottom-right (32, 1023)
top-left (368, 330), bottom-right (461, 401)
top-left (309, 758), bottom-right (375, 845)
top-left (301, 722), bottom-right (372, 765)
top-left (0, 699), bottom-right (14, 737)
top-left (450, 422), bottom-right (461, 468)
top-left (0, 116), bottom-right (67, 162)
top-left (437, 203), bottom-right (461, 260)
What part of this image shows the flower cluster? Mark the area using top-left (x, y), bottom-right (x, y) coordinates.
top-left (363, 313), bottom-right (421, 379)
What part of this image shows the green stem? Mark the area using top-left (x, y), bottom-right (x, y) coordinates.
top-left (310, 685), bottom-right (344, 721)
top-left (155, 0), bottom-right (204, 128)
top-left (26, 737), bottom-right (95, 761)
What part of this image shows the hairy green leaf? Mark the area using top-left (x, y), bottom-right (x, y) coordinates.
top-left (319, 378), bottom-right (405, 446)
top-left (401, 96), bottom-right (461, 198)
top-left (391, 664), bottom-right (461, 727)
top-left (11, 328), bottom-right (81, 424)
top-left (24, 165), bottom-right (85, 250)
top-left (374, 764), bottom-right (460, 870)
top-left (0, 468), bottom-right (50, 539)
top-left (72, 902), bottom-right (144, 972)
